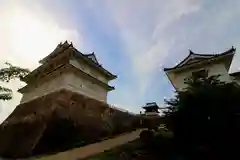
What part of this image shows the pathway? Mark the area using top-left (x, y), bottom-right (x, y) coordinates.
top-left (35, 129), bottom-right (144, 160)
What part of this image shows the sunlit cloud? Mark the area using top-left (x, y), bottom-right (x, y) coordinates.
top-left (0, 3), bottom-right (82, 122)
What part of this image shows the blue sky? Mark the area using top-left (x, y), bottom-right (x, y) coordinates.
top-left (0, 0), bottom-right (240, 121)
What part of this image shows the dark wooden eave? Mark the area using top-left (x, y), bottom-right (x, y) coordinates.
top-left (164, 47), bottom-right (236, 72)
top-left (142, 106), bottom-right (160, 109)
top-left (18, 63), bottom-right (115, 93)
top-left (142, 102), bottom-right (160, 109)
top-left (84, 52), bottom-right (99, 65)
top-left (230, 71), bottom-right (240, 77)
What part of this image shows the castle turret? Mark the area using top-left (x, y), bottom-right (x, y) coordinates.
top-left (142, 102), bottom-right (160, 117)
top-left (18, 41), bottom-right (117, 103)
top-left (164, 47), bottom-right (236, 90)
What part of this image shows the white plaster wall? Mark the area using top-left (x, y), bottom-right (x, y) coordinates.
top-left (20, 73), bottom-right (71, 104)
top-left (168, 63), bottom-right (232, 90)
top-left (21, 72), bottom-right (108, 104)
top-left (65, 73), bottom-right (107, 102)
top-left (70, 59), bottom-right (108, 84)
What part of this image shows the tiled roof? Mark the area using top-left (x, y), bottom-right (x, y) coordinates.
top-left (164, 47), bottom-right (236, 71)
top-left (142, 102), bottom-right (160, 109)
top-left (84, 52), bottom-right (99, 64)
top-left (23, 41), bottom-right (117, 83)
top-left (230, 71), bottom-right (240, 77)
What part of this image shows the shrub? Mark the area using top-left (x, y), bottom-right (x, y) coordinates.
top-left (164, 75), bottom-right (240, 157)
top-left (139, 130), bottom-right (154, 146)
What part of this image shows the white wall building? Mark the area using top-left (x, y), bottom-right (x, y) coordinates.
top-left (164, 47), bottom-right (240, 91)
top-left (18, 41), bottom-right (117, 104)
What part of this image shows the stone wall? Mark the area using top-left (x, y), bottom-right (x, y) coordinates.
top-left (0, 89), bottom-right (141, 158)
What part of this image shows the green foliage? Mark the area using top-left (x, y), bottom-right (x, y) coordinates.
top-left (0, 86), bottom-right (12, 100)
top-left (139, 130), bottom-right (154, 144)
top-left (164, 75), bottom-right (240, 157)
top-left (0, 62), bottom-right (30, 101)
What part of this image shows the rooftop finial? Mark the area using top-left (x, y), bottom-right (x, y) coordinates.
top-left (62, 40), bottom-right (70, 48)
top-left (57, 42), bottom-right (62, 48)
top-left (189, 49), bottom-right (194, 55)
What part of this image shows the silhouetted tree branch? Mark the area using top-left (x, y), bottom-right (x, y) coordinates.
top-left (0, 62), bottom-right (30, 101)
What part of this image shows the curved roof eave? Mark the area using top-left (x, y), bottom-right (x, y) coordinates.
top-left (164, 47), bottom-right (236, 72)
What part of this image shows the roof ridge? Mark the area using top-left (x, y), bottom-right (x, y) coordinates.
top-left (189, 46), bottom-right (236, 57)
top-left (39, 40), bottom-right (73, 64)
top-left (164, 47), bottom-right (236, 71)
top-left (84, 52), bottom-right (95, 56)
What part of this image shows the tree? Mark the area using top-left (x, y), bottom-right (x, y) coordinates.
top-left (164, 75), bottom-right (240, 157)
top-left (0, 62), bottom-right (30, 100)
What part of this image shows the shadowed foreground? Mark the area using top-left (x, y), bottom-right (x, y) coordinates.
top-left (35, 129), bottom-right (143, 160)
top-left (0, 89), bottom-right (141, 158)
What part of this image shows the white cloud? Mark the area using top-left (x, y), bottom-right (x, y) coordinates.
top-left (0, 4), bottom-right (82, 69)
top-left (0, 3), bottom-right (82, 122)
top-left (103, 0), bottom-right (202, 95)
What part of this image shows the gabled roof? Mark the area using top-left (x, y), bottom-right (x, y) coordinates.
top-left (164, 47), bottom-right (236, 72)
top-left (142, 102), bottom-right (160, 109)
top-left (39, 40), bottom-right (72, 64)
top-left (36, 41), bottom-right (117, 80)
top-left (84, 52), bottom-right (99, 64)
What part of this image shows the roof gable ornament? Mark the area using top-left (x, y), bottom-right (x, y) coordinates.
top-left (85, 52), bottom-right (99, 64)
top-left (57, 42), bottom-right (62, 48)
top-left (189, 49), bottom-right (194, 55)
top-left (70, 42), bottom-right (73, 47)
top-left (62, 40), bottom-right (70, 48)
